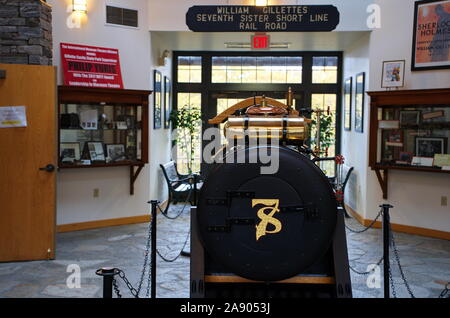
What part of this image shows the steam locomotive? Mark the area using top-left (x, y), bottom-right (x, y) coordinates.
top-left (190, 91), bottom-right (352, 298)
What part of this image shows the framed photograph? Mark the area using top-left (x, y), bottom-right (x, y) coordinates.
top-left (60, 142), bottom-right (81, 163)
top-left (106, 144), bottom-right (127, 162)
top-left (343, 77), bottom-right (352, 131)
top-left (354, 72), bottom-right (365, 133)
top-left (412, 0), bottom-right (450, 71)
top-left (153, 70), bottom-right (162, 129)
top-left (382, 60), bottom-right (405, 88)
top-left (399, 110), bottom-right (421, 125)
top-left (415, 137), bottom-right (447, 157)
top-left (164, 76), bottom-right (171, 129)
top-left (86, 142), bottom-right (106, 162)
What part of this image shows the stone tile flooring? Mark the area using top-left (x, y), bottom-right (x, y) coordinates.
top-left (0, 206), bottom-right (449, 298)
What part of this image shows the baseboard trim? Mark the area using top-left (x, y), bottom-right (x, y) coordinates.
top-left (345, 205), bottom-right (450, 241)
top-left (57, 200), bottom-right (169, 233)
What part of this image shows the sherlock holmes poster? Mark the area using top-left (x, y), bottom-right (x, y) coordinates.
top-left (412, 0), bottom-right (450, 70)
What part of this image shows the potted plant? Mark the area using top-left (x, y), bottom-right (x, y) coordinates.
top-left (169, 107), bottom-right (202, 175)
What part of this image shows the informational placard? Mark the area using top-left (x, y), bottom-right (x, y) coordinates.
top-left (0, 106), bottom-right (27, 128)
top-left (60, 43), bottom-right (124, 89)
top-left (186, 5), bottom-right (340, 32)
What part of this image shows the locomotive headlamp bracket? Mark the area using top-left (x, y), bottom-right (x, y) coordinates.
top-left (206, 203), bottom-right (319, 232)
top-left (206, 191), bottom-right (256, 207)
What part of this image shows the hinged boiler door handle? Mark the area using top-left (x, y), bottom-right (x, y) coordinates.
top-left (39, 164), bottom-right (55, 172)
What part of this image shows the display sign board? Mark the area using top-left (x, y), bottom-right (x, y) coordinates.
top-left (186, 5), bottom-right (339, 32)
top-left (60, 43), bottom-right (124, 89)
top-left (0, 106), bottom-right (27, 128)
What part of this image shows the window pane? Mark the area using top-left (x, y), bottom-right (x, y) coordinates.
top-left (271, 57), bottom-right (287, 83)
top-left (211, 56), bottom-right (302, 84)
top-left (242, 57), bottom-right (257, 83)
top-left (286, 57), bottom-right (303, 83)
top-left (312, 56), bottom-right (338, 84)
top-left (311, 93), bottom-right (337, 176)
top-left (190, 56), bottom-right (202, 83)
top-left (177, 56), bottom-right (202, 83)
top-left (257, 57), bottom-right (272, 83)
top-left (227, 57), bottom-right (242, 83)
top-left (212, 57), bottom-right (227, 83)
top-left (176, 93), bottom-right (202, 174)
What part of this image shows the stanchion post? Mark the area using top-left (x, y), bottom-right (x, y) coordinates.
top-left (150, 200), bottom-right (158, 298)
top-left (95, 267), bottom-right (119, 298)
top-left (380, 204), bottom-right (393, 299)
top-left (193, 174), bottom-right (198, 206)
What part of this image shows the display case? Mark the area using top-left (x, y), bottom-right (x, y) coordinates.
top-left (368, 88), bottom-right (450, 199)
top-left (58, 86), bottom-right (151, 194)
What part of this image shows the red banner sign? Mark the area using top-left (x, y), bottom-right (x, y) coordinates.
top-left (60, 43), bottom-right (124, 89)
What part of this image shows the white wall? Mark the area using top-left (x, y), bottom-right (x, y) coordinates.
top-left (49, 0), bottom-right (171, 225)
top-left (341, 33), bottom-right (371, 216)
top-left (342, 0), bottom-right (450, 232)
top-left (149, 0), bottom-right (373, 32)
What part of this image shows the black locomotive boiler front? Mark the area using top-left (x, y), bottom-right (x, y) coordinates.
top-left (191, 144), bottom-right (353, 299)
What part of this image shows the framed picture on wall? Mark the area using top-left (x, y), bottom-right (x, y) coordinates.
top-left (86, 142), bottom-right (105, 162)
top-left (412, 0), bottom-right (450, 71)
top-left (399, 110), bottom-right (421, 125)
top-left (343, 77), bottom-right (352, 131)
top-left (382, 60), bottom-right (405, 88)
top-left (105, 144), bottom-right (127, 162)
top-left (354, 72), bottom-right (365, 133)
top-left (415, 136), bottom-right (447, 157)
top-left (164, 76), bottom-right (171, 129)
top-left (153, 70), bottom-right (162, 129)
top-left (60, 142), bottom-right (81, 163)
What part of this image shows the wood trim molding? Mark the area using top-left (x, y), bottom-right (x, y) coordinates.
top-left (345, 205), bottom-right (450, 241)
top-left (57, 200), bottom-right (169, 233)
top-left (204, 275), bottom-right (335, 285)
top-left (57, 215), bottom-right (150, 233)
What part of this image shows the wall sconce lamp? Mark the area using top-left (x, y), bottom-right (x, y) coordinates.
top-left (255, 0), bottom-right (269, 6)
top-left (73, 0), bottom-right (87, 13)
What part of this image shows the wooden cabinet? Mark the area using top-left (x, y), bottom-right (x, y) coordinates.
top-left (58, 86), bottom-right (152, 194)
top-left (368, 88), bottom-right (450, 199)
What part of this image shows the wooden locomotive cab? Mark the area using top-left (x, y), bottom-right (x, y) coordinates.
top-left (190, 95), bottom-right (352, 298)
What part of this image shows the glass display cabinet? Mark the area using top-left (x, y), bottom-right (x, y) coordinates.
top-left (368, 88), bottom-right (450, 199)
top-left (58, 86), bottom-right (151, 194)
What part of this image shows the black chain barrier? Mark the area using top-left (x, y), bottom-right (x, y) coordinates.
top-left (158, 186), bottom-right (193, 220)
top-left (345, 207), bottom-right (384, 276)
top-left (389, 225), bottom-right (415, 298)
top-left (344, 205), bottom-right (430, 298)
top-left (439, 282), bottom-right (450, 298)
top-left (349, 257), bottom-right (383, 276)
top-left (96, 200), bottom-right (158, 298)
top-left (96, 190), bottom-right (195, 298)
top-left (345, 208), bottom-right (383, 233)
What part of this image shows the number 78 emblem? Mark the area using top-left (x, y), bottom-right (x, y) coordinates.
top-left (252, 199), bottom-right (282, 241)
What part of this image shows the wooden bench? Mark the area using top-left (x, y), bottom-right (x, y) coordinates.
top-left (160, 161), bottom-right (202, 214)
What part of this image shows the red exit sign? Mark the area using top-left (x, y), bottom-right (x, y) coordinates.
top-left (251, 33), bottom-right (270, 50)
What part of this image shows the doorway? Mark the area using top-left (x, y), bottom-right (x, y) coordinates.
top-left (172, 51), bottom-right (342, 177)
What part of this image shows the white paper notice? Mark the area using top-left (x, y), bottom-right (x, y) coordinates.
top-left (0, 106), bottom-right (27, 128)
